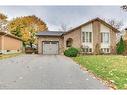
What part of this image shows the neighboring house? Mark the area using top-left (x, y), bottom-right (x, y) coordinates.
top-left (36, 17), bottom-right (119, 55)
top-left (0, 32), bottom-right (23, 54)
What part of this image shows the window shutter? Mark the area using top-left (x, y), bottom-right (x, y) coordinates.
top-left (101, 33), bottom-right (103, 43)
top-left (82, 32), bottom-right (85, 42)
top-left (89, 32), bottom-right (92, 42)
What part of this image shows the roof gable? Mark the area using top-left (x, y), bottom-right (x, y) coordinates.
top-left (64, 17), bottom-right (120, 35)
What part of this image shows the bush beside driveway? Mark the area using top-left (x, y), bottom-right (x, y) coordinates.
top-left (73, 55), bottom-right (127, 89)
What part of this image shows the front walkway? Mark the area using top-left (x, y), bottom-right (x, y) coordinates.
top-left (0, 54), bottom-right (108, 89)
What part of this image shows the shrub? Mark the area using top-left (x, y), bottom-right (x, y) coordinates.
top-left (64, 47), bottom-right (79, 57)
top-left (117, 36), bottom-right (126, 54)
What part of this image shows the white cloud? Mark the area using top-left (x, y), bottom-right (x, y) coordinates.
top-left (0, 6), bottom-right (126, 30)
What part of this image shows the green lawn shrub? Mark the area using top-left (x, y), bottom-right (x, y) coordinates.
top-left (64, 47), bottom-right (79, 57)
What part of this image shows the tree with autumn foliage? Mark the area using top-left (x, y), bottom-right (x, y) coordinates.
top-left (0, 13), bottom-right (9, 33)
top-left (0, 13), bottom-right (7, 20)
top-left (9, 15), bottom-right (48, 48)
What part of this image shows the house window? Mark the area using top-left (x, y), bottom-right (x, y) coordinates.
top-left (82, 32), bottom-right (92, 43)
top-left (83, 47), bottom-right (92, 53)
top-left (101, 48), bottom-right (110, 53)
top-left (85, 48), bottom-right (89, 52)
top-left (101, 32), bottom-right (109, 43)
top-left (89, 48), bottom-right (92, 52)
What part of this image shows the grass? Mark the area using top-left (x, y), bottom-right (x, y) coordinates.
top-left (0, 53), bottom-right (22, 60)
top-left (73, 55), bottom-right (127, 89)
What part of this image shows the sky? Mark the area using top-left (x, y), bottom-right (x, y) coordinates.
top-left (0, 6), bottom-right (127, 31)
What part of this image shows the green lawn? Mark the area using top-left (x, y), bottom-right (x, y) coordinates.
top-left (73, 55), bottom-right (127, 89)
top-left (0, 53), bottom-right (22, 60)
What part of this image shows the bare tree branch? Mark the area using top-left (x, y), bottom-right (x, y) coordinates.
top-left (60, 23), bottom-right (67, 31)
top-left (107, 19), bottom-right (123, 29)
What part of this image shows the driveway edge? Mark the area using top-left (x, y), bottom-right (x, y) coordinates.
top-left (63, 55), bottom-right (115, 90)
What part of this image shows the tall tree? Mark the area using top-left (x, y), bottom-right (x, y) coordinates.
top-left (9, 15), bottom-right (48, 47)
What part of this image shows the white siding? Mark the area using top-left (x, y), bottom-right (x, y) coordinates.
top-left (100, 24), bottom-right (110, 33)
top-left (81, 23), bottom-right (93, 50)
top-left (81, 23), bottom-right (112, 53)
top-left (100, 24), bottom-right (110, 49)
top-left (81, 23), bottom-right (92, 32)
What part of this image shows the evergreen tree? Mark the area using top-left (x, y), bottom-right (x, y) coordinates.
top-left (117, 36), bottom-right (125, 54)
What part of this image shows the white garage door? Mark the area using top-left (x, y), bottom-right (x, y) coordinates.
top-left (43, 41), bottom-right (59, 54)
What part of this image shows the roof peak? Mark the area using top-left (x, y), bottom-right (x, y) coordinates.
top-left (64, 17), bottom-right (119, 34)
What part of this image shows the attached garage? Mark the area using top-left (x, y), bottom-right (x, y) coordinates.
top-left (42, 41), bottom-right (59, 54)
top-left (36, 31), bottom-right (64, 55)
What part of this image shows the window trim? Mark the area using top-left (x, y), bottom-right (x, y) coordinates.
top-left (83, 46), bottom-right (92, 53)
top-left (101, 32), bottom-right (110, 44)
top-left (101, 48), bottom-right (110, 53)
top-left (82, 32), bottom-right (85, 42)
top-left (82, 31), bottom-right (92, 43)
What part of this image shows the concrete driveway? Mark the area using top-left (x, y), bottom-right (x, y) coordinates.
top-left (0, 54), bottom-right (108, 89)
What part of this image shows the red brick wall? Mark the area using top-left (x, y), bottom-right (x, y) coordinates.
top-left (63, 28), bottom-right (81, 49)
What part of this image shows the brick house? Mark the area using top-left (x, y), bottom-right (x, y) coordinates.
top-left (0, 32), bottom-right (23, 54)
top-left (36, 18), bottom-right (119, 55)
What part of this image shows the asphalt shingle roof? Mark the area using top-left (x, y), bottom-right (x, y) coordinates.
top-left (36, 31), bottom-right (64, 36)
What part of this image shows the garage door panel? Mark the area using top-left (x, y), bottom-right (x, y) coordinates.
top-left (43, 41), bottom-right (59, 55)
